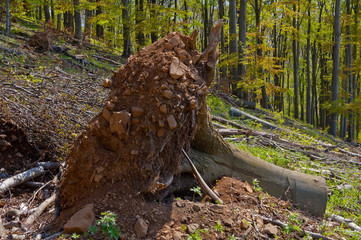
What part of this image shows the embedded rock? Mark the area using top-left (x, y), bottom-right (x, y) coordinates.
top-left (64, 204), bottom-right (95, 234)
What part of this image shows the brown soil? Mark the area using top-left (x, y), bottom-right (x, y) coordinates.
top-left (25, 32), bottom-right (51, 52)
top-left (59, 32), bottom-right (208, 210)
top-left (55, 176), bottom-right (326, 239)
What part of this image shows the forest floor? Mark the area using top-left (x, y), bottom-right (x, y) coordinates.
top-left (1, 18), bottom-right (361, 240)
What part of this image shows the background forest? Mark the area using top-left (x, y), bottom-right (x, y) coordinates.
top-left (1, 0), bottom-right (360, 142)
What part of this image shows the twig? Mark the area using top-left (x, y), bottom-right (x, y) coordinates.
top-left (330, 214), bottom-right (361, 232)
top-left (182, 149), bottom-right (223, 204)
top-left (25, 193), bottom-right (56, 226)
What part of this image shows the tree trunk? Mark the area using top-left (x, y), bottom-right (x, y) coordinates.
top-left (347, 0), bottom-right (355, 142)
top-left (73, 0), bottom-right (82, 40)
top-left (237, 0), bottom-right (247, 100)
top-left (217, 0), bottom-right (226, 87)
top-left (59, 23), bottom-right (327, 220)
top-left (329, 0), bottom-right (341, 136)
top-left (122, 0), bottom-right (133, 58)
top-left (229, 0), bottom-right (238, 93)
top-left (306, 4), bottom-right (311, 124)
top-left (292, 2), bottom-right (299, 119)
top-left (96, 0), bottom-right (104, 39)
top-left (57, 13), bottom-right (62, 30)
top-left (135, 0), bottom-right (145, 50)
top-left (5, 0), bottom-right (10, 34)
top-left (44, 1), bottom-right (51, 23)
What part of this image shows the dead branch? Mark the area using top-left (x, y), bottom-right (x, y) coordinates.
top-left (92, 55), bottom-right (121, 65)
top-left (0, 166), bottom-right (48, 195)
top-left (212, 115), bottom-right (249, 130)
top-left (229, 107), bottom-right (278, 130)
top-left (182, 149), bottom-right (223, 204)
top-left (0, 217), bottom-right (6, 239)
top-left (25, 193), bottom-right (56, 226)
top-left (330, 214), bottom-right (361, 232)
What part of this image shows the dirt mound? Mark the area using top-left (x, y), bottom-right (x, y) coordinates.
top-left (25, 32), bottom-right (51, 52)
top-left (59, 31), bottom-right (208, 209)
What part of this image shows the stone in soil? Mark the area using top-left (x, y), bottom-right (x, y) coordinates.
top-left (63, 204), bottom-right (95, 234)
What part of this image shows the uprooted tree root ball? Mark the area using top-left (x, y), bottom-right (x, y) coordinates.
top-left (59, 31), bottom-right (211, 209)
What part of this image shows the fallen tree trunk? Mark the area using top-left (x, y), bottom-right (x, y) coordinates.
top-left (189, 101), bottom-right (327, 216)
top-left (58, 22), bottom-right (327, 218)
top-left (229, 107), bottom-right (278, 130)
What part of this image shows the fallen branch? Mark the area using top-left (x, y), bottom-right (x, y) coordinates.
top-left (182, 149), bottom-right (223, 204)
top-left (0, 217), bottom-right (6, 239)
top-left (260, 215), bottom-right (335, 240)
top-left (211, 115), bottom-right (249, 130)
top-left (229, 107), bottom-right (278, 130)
top-left (330, 214), bottom-right (361, 232)
top-left (25, 193), bottom-right (56, 225)
top-left (0, 166), bottom-right (48, 195)
top-left (92, 55), bottom-right (121, 65)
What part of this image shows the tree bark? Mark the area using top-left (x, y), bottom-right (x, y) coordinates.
top-left (329, 0), bottom-right (341, 136)
top-left (5, 0), bottom-right (10, 34)
top-left (73, 0), bottom-right (82, 40)
top-left (306, 4), bottom-right (311, 124)
top-left (96, 0), bottom-right (104, 39)
top-left (122, 0), bottom-right (133, 58)
top-left (44, 0), bottom-right (51, 23)
top-left (237, 0), bottom-right (247, 99)
top-left (292, 2), bottom-right (299, 119)
top-left (229, 0), bottom-right (238, 93)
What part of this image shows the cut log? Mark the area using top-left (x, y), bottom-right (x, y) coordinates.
top-left (229, 107), bottom-right (278, 130)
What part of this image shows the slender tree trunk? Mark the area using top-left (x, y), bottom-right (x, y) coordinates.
top-left (329, 0), bottom-right (341, 136)
top-left (44, 1), bottom-right (51, 23)
top-left (149, 0), bottom-right (157, 43)
top-left (203, 0), bottom-right (209, 50)
top-left (50, 0), bottom-right (54, 21)
top-left (96, 0), bottom-right (104, 39)
top-left (83, 1), bottom-right (93, 39)
top-left (306, 5), bottom-right (312, 124)
top-left (292, 2), bottom-right (299, 119)
top-left (122, 0), bottom-right (133, 58)
top-left (237, 0), bottom-right (247, 99)
top-left (39, 6), bottom-right (42, 20)
top-left (347, 0), bottom-right (355, 142)
top-left (5, 0), bottom-right (10, 34)
top-left (218, 0), bottom-right (226, 86)
top-left (73, 0), bottom-right (82, 40)
top-left (57, 13), bottom-right (61, 30)
top-left (229, 0), bottom-right (238, 93)
top-left (135, 0), bottom-right (145, 50)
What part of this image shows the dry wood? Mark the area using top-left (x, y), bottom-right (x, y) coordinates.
top-left (330, 214), bottom-right (361, 232)
top-left (92, 55), bottom-right (121, 65)
top-left (229, 107), bottom-right (278, 130)
top-left (0, 217), bottom-right (6, 239)
top-left (25, 193), bottom-right (56, 226)
top-left (212, 115), bottom-right (249, 130)
top-left (0, 167), bottom-right (47, 195)
top-left (182, 149), bottom-right (223, 204)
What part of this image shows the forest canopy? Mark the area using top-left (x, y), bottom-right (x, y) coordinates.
top-left (2, 0), bottom-right (361, 141)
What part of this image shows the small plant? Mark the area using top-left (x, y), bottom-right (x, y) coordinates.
top-left (228, 234), bottom-right (237, 240)
top-left (212, 220), bottom-right (224, 233)
top-left (84, 211), bottom-right (121, 240)
top-left (252, 178), bottom-right (262, 192)
top-left (190, 186), bottom-right (203, 200)
top-left (72, 233), bottom-right (80, 239)
top-left (187, 229), bottom-right (202, 240)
